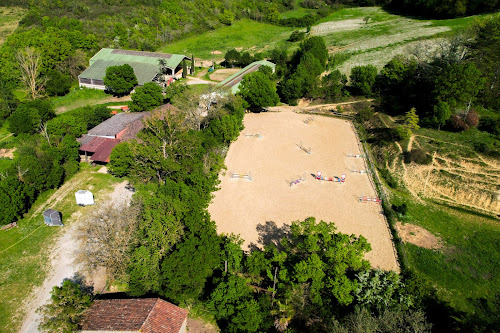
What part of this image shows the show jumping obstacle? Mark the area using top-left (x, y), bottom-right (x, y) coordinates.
top-left (315, 171), bottom-right (345, 183)
top-left (351, 169), bottom-right (371, 174)
top-left (297, 141), bottom-right (311, 155)
top-left (303, 116), bottom-right (314, 124)
top-left (245, 133), bottom-right (263, 138)
top-left (358, 195), bottom-right (382, 203)
top-left (289, 173), bottom-right (306, 187)
top-left (347, 153), bottom-right (365, 158)
top-left (229, 171), bottom-right (252, 181)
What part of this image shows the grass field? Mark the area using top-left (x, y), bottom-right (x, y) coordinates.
top-left (393, 195), bottom-right (500, 313)
top-left (0, 164), bottom-right (120, 332)
top-left (160, 19), bottom-right (295, 60)
top-left (51, 87), bottom-right (111, 113)
top-left (0, 7), bottom-right (26, 45)
top-left (364, 111), bottom-right (500, 315)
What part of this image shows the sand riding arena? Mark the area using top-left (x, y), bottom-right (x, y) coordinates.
top-left (209, 109), bottom-right (399, 271)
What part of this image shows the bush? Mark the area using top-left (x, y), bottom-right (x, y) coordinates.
top-left (288, 30), bottom-right (306, 42)
top-left (404, 148), bottom-right (432, 164)
top-left (396, 125), bottom-right (412, 141)
top-left (357, 106), bottom-right (375, 122)
top-left (392, 203), bottom-right (408, 216)
top-left (379, 168), bottom-right (398, 189)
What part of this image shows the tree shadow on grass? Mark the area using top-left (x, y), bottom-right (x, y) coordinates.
top-left (248, 221), bottom-right (290, 252)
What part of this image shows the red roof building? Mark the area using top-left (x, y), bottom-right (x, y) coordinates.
top-left (78, 112), bottom-right (149, 164)
top-left (81, 298), bottom-right (188, 333)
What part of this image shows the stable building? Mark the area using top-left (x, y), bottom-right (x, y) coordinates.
top-left (218, 60), bottom-right (276, 94)
top-left (78, 112), bottom-right (148, 164)
top-left (78, 48), bottom-right (190, 90)
top-left (81, 297), bottom-right (188, 333)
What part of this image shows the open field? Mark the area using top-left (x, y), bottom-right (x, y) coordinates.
top-left (0, 164), bottom-right (121, 332)
top-left (158, 7), bottom-right (494, 77)
top-left (52, 87), bottom-right (132, 114)
top-left (160, 19), bottom-right (295, 60)
top-left (0, 7), bottom-right (26, 45)
top-left (394, 196), bottom-right (500, 313)
top-left (363, 112), bottom-right (500, 313)
top-left (209, 109), bottom-right (398, 271)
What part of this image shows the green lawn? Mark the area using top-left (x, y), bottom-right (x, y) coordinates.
top-left (0, 7), bottom-right (26, 45)
top-left (394, 195), bottom-right (500, 313)
top-left (160, 19), bottom-right (295, 60)
top-left (52, 87), bottom-right (111, 113)
top-left (0, 165), bottom-right (121, 332)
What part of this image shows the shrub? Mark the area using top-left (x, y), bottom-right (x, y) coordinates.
top-left (404, 148), bottom-right (432, 164)
top-left (288, 30), bottom-right (306, 42)
top-left (45, 69), bottom-right (72, 96)
top-left (357, 106), bottom-right (375, 122)
top-left (392, 203), bottom-right (408, 216)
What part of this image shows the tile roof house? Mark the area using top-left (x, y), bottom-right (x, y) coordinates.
top-left (78, 112), bottom-right (149, 164)
top-left (78, 48), bottom-right (190, 90)
top-left (81, 298), bottom-right (188, 333)
top-left (218, 60), bottom-right (276, 94)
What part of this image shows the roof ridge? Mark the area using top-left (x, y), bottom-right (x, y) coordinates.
top-left (141, 297), bottom-right (159, 332)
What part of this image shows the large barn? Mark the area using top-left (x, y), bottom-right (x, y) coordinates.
top-left (78, 48), bottom-right (190, 90)
top-left (218, 60), bottom-right (276, 94)
top-left (78, 112), bottom-right (149, 164)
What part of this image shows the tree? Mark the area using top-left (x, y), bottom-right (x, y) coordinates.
top-left (17, 47), bottom-right (46, 100)
top-left (220, 9), bottom-right (234, 25)
top-left (433, 62), bottom-right (484, 112)
top-left (237, 71), bottom-right (279, 109)
top-left (350, 65), bottom-right (378, 96)
top-left (37, 280), bottom-right (92, 333)
top-left (468, 15), bottom-right (500, 109)
top-left (130, 82), bottom-right (164, 112)
top-left (404, 107), bottom-right (420, 131)
top-left (75, 204), bottom-right (140, 283)
top-left (224, 49), bottom-right (241, 68)
top-left (8, 100), bottom-right (55, 135)
top-left (322, 70), bottom-right (347, 102)
top-left (433, 101), bottom-right (451, 130)
top-left (103, 64), bottom-right (138, 96)
top-left (355, 270), bottom-right (414, 310)
top-left (45, 69), bottom-right (71, 96)
top-left (245, 217), bottom-right (371, 326)
top-left (182, 59), bottom-right (187, 78)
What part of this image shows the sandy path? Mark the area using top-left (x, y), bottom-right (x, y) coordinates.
top-left (19, 180), bottom-right (133, 333)
top-left (209, 110), bottom-right (398, 271)
top-left (186, 77), bottom-right (217, 85)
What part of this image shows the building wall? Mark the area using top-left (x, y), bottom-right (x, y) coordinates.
top-left (179, 318), bottom-right (188, 333)
top-left (79, 78), bottom-right (106, 90)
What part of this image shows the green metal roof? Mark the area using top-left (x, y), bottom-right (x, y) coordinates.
top-left (218, 60), bottom-right (276, 94)
top-left (79, 48), bottom-right (189, 85)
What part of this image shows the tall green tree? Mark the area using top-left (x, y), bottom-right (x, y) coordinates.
top-left (350, 65), bottom-right (378, 96)
top-left (37, 280), bottom-right (92, 333)
top-left (103, 64), bottom-right (137, 96)
top-left (237, 71), bottom-right (279, 109)
top-left (130, 82), bottom-right (164, 112)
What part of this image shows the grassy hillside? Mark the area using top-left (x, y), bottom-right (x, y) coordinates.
top-left (362, 112), bottom-right (500, 314)
top-left (0, 7), bottom-right (25, 45)
top-left (158, 7), bottom-right (497, 77)
top-left (161, 19), bottom-right (295, 60)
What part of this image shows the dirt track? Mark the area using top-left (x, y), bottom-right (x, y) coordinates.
top-left (209, 110), bottom-right (399, 271)
top-left (19, 180), bottom-right (133, 333)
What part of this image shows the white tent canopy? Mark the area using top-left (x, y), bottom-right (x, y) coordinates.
top-left (75, 190), bottom-right (94, 206)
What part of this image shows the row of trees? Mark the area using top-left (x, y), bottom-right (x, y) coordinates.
top-left (0, 103), bottom-right (111, 226)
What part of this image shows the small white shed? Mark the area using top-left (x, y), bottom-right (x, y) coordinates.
top-left (75, 190), bottom-right (94, 206)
